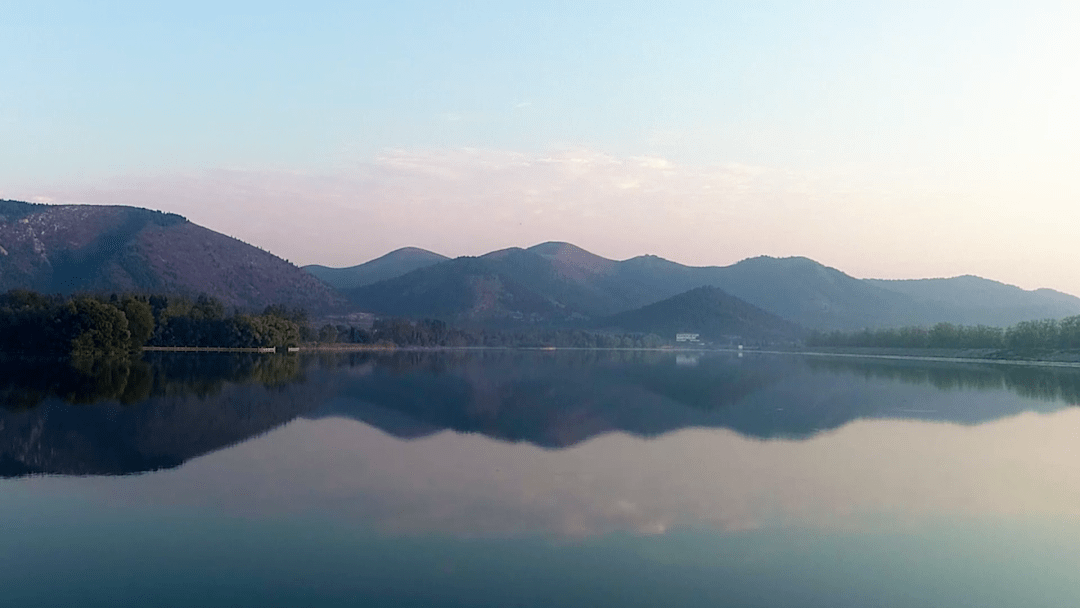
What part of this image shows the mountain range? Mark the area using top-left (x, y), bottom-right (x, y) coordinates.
top-left (304, 247), bottom-right (449, 290)
top-left (4, 351), bottom-right (1075, 476)
top-left (335, 241), bottom-right (1080, 331)
top-left (2, 199), bottom-right (1078, 332)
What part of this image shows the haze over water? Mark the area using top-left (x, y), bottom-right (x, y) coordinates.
top-left (3, 351), bottom-right (1080, 606)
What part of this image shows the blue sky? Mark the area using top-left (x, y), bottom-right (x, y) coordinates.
top-left (3, 1), bottom-right (1079, 293)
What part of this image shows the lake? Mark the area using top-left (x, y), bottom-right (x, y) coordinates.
top-left (3, 350), bottom-right (1080, 607)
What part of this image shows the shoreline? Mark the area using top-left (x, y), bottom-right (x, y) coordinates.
top-left (142, 346), bottom-right (281, 353)
top-left (728, 346), bottom-right (1080, 369)
top-left (139, 344), bottom-right (1080, 368)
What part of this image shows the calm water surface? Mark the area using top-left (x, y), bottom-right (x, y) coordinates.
top-left (3, 350), bottom-right (1080, 607)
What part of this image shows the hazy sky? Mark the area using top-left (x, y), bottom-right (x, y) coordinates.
top-left (2, 2), bottom-right (1078, 293)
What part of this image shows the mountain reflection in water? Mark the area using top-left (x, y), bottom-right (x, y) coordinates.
top-left (7, 348), bottom-right (1080, 608)
top-left (1, 350), bottom-right (1077, 478)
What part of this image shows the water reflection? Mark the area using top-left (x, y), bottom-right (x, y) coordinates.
top-left (6, 350), bottom-right (1080, 607)
top-left (0, 352), bottom-right (305, 409)
top-left (805, 357), bottom-right (1080, 403)
top-left (0, 353), bottom-right (313, 476)
top-left (1, 350), bottom-right (1078, 478)
top-left (88, 410), bottom-right (1080, 537)
top-left (314, 351), bottom-right (1077, 444)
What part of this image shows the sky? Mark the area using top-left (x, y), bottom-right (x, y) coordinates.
top-left (2, 1), bottom-right (1079, 294)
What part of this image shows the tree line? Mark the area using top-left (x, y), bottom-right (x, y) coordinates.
top-left (0, 351), bottom-right (305, 411)
top-left (0, 289), bottom-right (668, 357)
top-left (0, 290), bottom-right (304, 357)
top-left (806, 317), bottom-right (1080, 351)
top-left (314, 318), bottom-right (667, 349)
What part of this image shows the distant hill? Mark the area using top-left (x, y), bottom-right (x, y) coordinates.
top-left (304, 247), bottom-right (448, 290)
top-left (597, 286), bottom-right (802, 342)
top-left (344, 242), bottom-right (1080, 330)
top-left (10, 199), bottom-right (1074, 329)
top-left (0, 200), bottom-right (347, 312)
top-left (693, 256), bottom-right (927, 331)
top-left (344, 244), bottom-right (644, 324)
top-left (347, 244), bottom-right (920, 329)
top-left (866, 275), bottom-right (1080, 327)
top-left (527, 241), bottom-right (618, 279)
top-left (342, 250), bottom-right (590, 324)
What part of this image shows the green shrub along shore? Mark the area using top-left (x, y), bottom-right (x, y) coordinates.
top-left (7, 288), bottom-right (1079, 361)
top-left (0, 289), bottom-right (667, 358)
top-left (0, 290), bottom-right (303, 357)
top-left (807, 318), bottom-right (1080, 353)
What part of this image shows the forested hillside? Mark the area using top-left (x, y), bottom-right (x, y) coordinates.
top-left (597, 286), bottom-right (802, 343)
top-left (0, 200), bottom-right (346, 312)
top-left (342, 242), bottom-right (1080, 330)
top-left (305, 247), bottom-right (448, 290)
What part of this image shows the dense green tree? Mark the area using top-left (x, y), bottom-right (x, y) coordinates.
top-left (65, 297), bottom-right (132, 357)
top-left (1058, 316), bottom-right (1080, 349)
top-left (1006, 319), bottom-right (1060, 350)
top-left (959, 325), bottom-right (1004, 349)
top-left (808, 317), bottom-right (1080, 352)
top-left (193, 294), bottom-right (226, 321)
top-left (318, 324), bottom-right (340, 343)
top-left (928, 323), bottom-right (960, 348)
top-left (230, 314), bottom-right (301, 348)
top-left (0, 290), bottom-right (311, 353)
top-left (121, 297), bottom-right (155, 350)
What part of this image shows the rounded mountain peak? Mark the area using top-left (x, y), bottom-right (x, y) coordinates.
top-left (526, 242), bottom-right (615, 276)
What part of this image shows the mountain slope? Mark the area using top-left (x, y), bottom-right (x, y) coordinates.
top-left (598, 286), bottom-right (802, 342)
top-left (342, 254), bottom-right (575, 323)
top-left (304, 247), bottom-right (448, 290)
top-left (337, 241), bottom-right (1080, 330)
top-left (693, 256), bottom-right (927, 331)
top-left (345, 246), bottom-right (933, 330)
top-left (345, 246), bottom-right (635, 324)
top-left (526, 241), bottom-right (618, 280)
top-left (866, 275), bottom-right (1080, 327)
top-left (0, 200), bottom-right (347, 312)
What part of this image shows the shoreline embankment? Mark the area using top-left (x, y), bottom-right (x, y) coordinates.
top-left (728, 346), bottom-right (1080, 369)
top-left (141, 344), bottom-right (1080, 368)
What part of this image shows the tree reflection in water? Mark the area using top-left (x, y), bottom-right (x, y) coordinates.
top-left (2, 350), bottom-right (1079, 478)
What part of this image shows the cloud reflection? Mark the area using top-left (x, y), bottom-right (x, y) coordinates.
top-left (67, 407), bottom-right (1080, 539)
